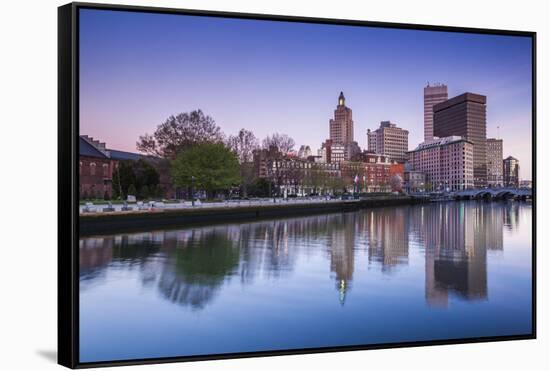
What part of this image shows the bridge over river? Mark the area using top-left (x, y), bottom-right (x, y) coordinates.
top-left (453, 187), bottom-right (532, 200)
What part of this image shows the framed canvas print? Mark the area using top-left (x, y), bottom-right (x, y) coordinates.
top-left (58, 2), bottom-right (536, 368)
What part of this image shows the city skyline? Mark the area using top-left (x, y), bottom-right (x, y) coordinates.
top-left (80, 9), bottom-right (533, 179)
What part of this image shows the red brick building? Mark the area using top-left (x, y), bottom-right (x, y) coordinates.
top-left (389, 163), bottom-right (405, 179)
top-left (341, 152), bottom-right (396, 192)
top-left (79, 136), bottom-right (115, 199)
top-left (79, 135), bottom-right (175, 200)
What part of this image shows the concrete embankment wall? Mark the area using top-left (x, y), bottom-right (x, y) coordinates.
top-left (79, 196), bottom-right (424, 236)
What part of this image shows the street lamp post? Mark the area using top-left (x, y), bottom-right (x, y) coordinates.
top-left (191, 176), bottom-right (196, 207)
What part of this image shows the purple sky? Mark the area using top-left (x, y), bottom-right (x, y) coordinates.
top-left (80, 9), bottom-right (533, 180)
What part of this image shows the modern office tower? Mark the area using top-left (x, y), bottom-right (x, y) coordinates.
top-left (503, 156), bottom-right (520, 187)
top-left (433, 92), bottom-right (487, 188)
top-left (424, 83), bottom-right (448, 141)
top-left (329, 92), bottom-right (354, 145)
top-left (366, 121), bottom-right (409, 162)
top-left (407, 136), bottom-right (474, 191)
top-left (486, 138), bottom-right (503, 187)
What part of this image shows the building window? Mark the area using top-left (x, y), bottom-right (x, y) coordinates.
top-left (90, 162), bottom-right (96, 176)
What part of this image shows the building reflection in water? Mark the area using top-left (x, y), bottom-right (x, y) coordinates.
top-left (413, 202), bottom-right (505, 307)
top-left (79, 201), bottom-right (521, 309)
top-left (327, 214), bottom-right (356, 305)
top-left (503, 202), bottom-right (521, 231)
top-left (365, 208), bottom-right (410, 272)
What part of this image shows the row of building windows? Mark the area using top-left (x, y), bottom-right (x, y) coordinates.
top-left (79, 161), bottom-right (110, 176)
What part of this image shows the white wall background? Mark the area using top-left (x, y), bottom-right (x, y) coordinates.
top-left (0, 0), bottom-right (547, 370)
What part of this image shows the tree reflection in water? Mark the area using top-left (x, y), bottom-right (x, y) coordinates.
top-left (158, 233), bottom-right (240, 309)
top-left (79, 201), bottom-right (526, 309)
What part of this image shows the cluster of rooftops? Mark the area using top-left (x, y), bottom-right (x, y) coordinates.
top-left (79, 135), bottom-right (154, 162)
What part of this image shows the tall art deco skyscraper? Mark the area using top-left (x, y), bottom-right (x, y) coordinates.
top-left (424, 83), bottom-right (448, 141)
top-left (329, 92), bottom-right (354, 144)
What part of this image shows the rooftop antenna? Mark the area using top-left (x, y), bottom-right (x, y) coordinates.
top-left (497, 125), bottom-right (500, 139)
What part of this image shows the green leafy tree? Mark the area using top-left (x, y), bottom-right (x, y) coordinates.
top-left (172, 143), bottom-right (241, 198)
top-left (328, 177), bottom-right (346, 195)
top-left (248, 178), bottom-right (273, 197)
top-left (112, 161), bottom-right (136, 198)
top-left (133, 159), bottom-right (160, 190)
top-left (112, 159), bottom-right (160, 199)
top-left (127, 184), bottom-right (137, 197)
top-left (154, 184), bottom-right (164, 198)
top-left (139, 185), bottom-right (150, 199)
top-left (305, 165), bottom-right (329, 195)
top-left (157, 233), bottom-right (239, 309)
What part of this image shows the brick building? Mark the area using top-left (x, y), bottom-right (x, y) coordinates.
top-left (341, 153), bottom-right (396, 193)
top-left (407, 136), bottom-right (474, 191)
top-left (253, 148), bottom-right (340, 196)
top-left (329, 92), bottom-right (354, 145)
top-left (79, 136), bottom-right (115, 199)
top-left (79, 135), bottom-right (174, 199)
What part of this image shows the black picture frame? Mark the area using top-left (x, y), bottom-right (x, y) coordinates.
top-left (58, 2), bottom-right (537, 369)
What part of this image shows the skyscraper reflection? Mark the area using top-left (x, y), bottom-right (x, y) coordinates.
top-left (365, 207), bottom-right (409, 272)
top-left (327, 213), bottom-right (356, 305)
top-left (503, 202), bottom-right (521, 231)
top-left (79, 201), bottom-right (523, 309)
top-left (414, 202), bottom-right (507, 307)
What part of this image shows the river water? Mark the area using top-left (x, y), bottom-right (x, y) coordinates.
top-left (79, 201), bottom-right (533, 362)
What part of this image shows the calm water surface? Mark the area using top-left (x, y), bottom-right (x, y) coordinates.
top-left (79, 201), bottom-right (532, 362)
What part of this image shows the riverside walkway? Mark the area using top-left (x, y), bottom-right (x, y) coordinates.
top-left (79, 195), bottom-right (420, 235)
top-left (79, 197), bottom-right (356, 214)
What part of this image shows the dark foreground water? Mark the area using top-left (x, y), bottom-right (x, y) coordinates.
top-left (79, 201), bottom-right (533, 363)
